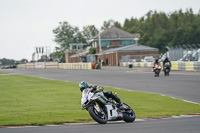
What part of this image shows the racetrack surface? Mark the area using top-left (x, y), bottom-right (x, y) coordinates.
top-left (1, 117), bottom-right (200, 133)
top-left (0, 67), bottom-right (200, 133)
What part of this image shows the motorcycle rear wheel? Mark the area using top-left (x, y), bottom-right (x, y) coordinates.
top-left (88, 105), bottom-right (107, 124)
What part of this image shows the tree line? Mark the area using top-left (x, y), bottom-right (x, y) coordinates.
top-left (122, 8), bottom-right (200, 53)
top-left (52, 8), bottom-right (200, 62)
top-left (0, 58), bottom-right (28, 66)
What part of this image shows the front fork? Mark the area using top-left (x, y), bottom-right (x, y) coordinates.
top-left (94, 102), bottom-right (101, 112)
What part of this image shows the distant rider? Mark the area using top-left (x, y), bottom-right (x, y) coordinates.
top-left (163, 57), bottom-right (171, 71)
top-left (153, 59), bottom-right (160, 70)
top-left (79, 81), bottom-right (128, 110)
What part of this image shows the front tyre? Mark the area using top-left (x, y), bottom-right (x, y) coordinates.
top-left (88, 105), bottom-right (107, 124)
top-left (122, 104), bottom-right (135, 123)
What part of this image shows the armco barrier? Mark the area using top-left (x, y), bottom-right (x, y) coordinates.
top-left (121, 61), bottom-right (200, 71)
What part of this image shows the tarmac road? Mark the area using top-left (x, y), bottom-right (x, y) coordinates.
top-left (0, 67), bottom-right (200, 133)
top-left (1, 117), bottom-right (200, 133)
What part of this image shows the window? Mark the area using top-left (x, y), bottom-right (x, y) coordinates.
top-left (72, 45), bottom-right (76, 49)
top-left (101, 40), bottom-right (112, 47)
top-left (77, 45), bottom-right (82, 49)
top-left (120, 40), bottom-right (134, 46)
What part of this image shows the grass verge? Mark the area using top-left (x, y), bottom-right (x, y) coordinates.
top-left (0, 72), bottom-right (5, 74)
top-left (0, 75), bottom-right (199, 126)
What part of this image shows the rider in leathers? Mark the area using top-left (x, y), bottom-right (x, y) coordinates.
top-left (79, 81), bottom-right (127, 110)
top-left (163, 57), bottom-right (171, 71)
top-left (153, 59), bottom-right (160, 71)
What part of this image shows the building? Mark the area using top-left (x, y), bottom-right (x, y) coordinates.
top-left (90, 26), bottom-right (140, 53)
top-left (90, 26), bottom-right (159, 66)
top-left (97, 44), bottom-right (159, 66)
top-left (65, 26), bottom-right (159, 66)
top-left (65, 43), bottom-right (88, 63)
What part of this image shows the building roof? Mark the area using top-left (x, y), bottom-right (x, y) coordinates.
top-left (92, 26), bottom-right (140, 40)
top-left (97, 44), bottom-right (158, 55)
top-left (70, 44), bottom-right (158, 58)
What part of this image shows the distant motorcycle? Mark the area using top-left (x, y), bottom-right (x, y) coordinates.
top-left (153, 64), bottom-right (161, 77)
top-left (163, 62), bottom-right (171, 76)
top-left (81, 87), bottom-right (135, 124)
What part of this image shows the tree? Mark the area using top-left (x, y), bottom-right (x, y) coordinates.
top-left (114, 21), bottom-right (122, 29)
top-left (101, 20), bottom-right (110, 30)
top-left (82, 25), bottom-right (99, 43)
top-left (20, 59), bottom-right (28, 64)
top-left (101, 20), bottom-right (122, 31)
top-left (0, 58), bottom-right (15, 65)
top-left (121, 9), bottom-right (200, 53)
top-left (89, 48), bottom-right (96, 54)
top-left (53, 21), bottom-right (87, 62)
top-left (50, 47), bottom-right (65, 63)
top-left (53, 21), bottom-right (85, 50)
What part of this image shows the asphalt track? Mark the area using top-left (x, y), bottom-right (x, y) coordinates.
top-left (0, 67), bottom-right (200, 133)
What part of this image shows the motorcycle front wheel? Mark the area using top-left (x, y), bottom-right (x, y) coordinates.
top-left (88, 105), bottom-right (107, 124)
top-left (122, 104), bottom-right (135, 123)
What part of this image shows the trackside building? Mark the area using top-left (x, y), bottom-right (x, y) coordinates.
top-left (65, 26), bottom-right (159, 66)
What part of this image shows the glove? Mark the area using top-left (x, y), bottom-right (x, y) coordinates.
top-left (91, 85), bottom-right (97, 89)
top-left (96, 86), bottom-right (104, 92)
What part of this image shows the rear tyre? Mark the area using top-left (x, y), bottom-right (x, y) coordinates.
top-left (88, 105), bottom-right (107, 124)
top-left (122, 104), bottom-right (135, 123)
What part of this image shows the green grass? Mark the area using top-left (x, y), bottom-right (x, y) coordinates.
top-left (0, 72), bottom-right (5, 74)
top-left (0, 75), bottom-right (199, 126)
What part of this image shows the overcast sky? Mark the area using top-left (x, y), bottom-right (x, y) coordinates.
top-left (0, 0), bottom-right (200, 61)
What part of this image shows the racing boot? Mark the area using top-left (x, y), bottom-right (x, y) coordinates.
top-left (118, 102), bottom-right (129, 110)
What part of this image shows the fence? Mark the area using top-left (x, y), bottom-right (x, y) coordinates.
top-left (17, 62), bottom-right (92, 70)
top-left (120, 61), bottom-right (200, 71)
top-left (18, 62), bottom-right (58, 69)
top-left (58, 63), bottom-right (92, 70)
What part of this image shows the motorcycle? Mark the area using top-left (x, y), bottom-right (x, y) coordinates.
top-left (81, 87), bottom-right (135, 124)
top-left (153, 64), bottom-right (161, 77)
top-left (163, 62), bottom-right (170, 76)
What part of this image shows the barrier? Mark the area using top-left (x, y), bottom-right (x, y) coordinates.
top-left (58, 63), bottom-right (92, 70)
top-left (45, 62), bottom-right (58, 68)
top-left (35, 62), bottom-right (45, 69)
top-left (17, 64), bottom-right (26, 69)
top-left (147, 62), bottom-right (153, 67)
top-left (120, 61), bottom-right (200, 71)
top-left (171, 61), bottom-right (179, 71)
top-left (140, 62), bottom-right (144, 67)
top-left (133, 62), bottom-right (138, 67)
top-left (26, 62), bottom-right (35, 69)
top-left (122, 62), bottom-right (127, 67)
top-left (185, 62), bottom-right (194, 71)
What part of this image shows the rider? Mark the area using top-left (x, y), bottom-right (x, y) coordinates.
top-left (153, 58), bottom-right (161, 70)
top-left (79, 81), bottom-right (127, 109)
top-left (163, 57), bottom-right (171, 70)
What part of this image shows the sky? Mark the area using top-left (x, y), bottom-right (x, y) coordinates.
top-left (0, 0), bottom-right (200, 61)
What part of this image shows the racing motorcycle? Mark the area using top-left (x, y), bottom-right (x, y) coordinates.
top-left (153, 64), bottom-right (161, 77)
top-left (163, 62), bottom-right (170, 76)
top-left (81, 87), bottom-right (135, 124)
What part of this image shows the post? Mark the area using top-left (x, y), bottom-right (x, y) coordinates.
top-left (99, 31), bottom-right (102, 52)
